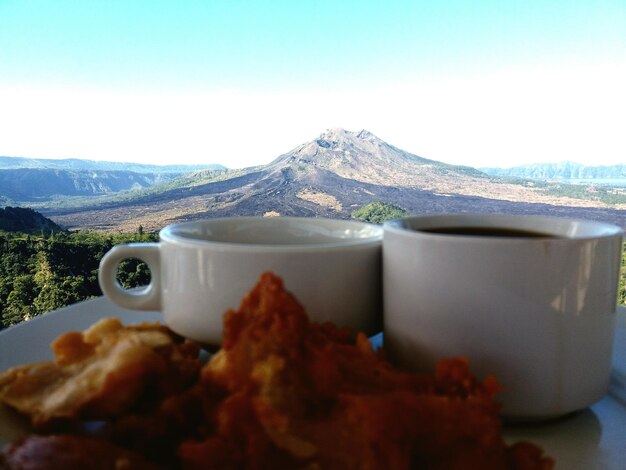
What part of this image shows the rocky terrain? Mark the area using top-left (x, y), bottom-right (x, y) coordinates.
top-left (40, 128), bottom-right (626, 232)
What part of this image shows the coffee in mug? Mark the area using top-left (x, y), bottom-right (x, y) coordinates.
top-left (383, 213), bottom-right (623, 420)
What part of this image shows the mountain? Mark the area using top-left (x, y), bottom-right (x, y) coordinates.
top-left (269, 128), bottom-right (486, 185)
top-left (481, 161), bottom-right (626, 183)
top-left (0, 207), bottom-right (63, 234)
top-left (0, 156), bottom-right (230, 203)
top-left (42, 128), bottom-right (626, 232)
top-left (0, 168), bottom-right (177, 201)
top-left (0, 156), bottom-right (226, 174)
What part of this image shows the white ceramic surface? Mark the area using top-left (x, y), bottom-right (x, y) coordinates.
top-left (383, 214), bottom-right (623, 419)
top-left (99, 217), bottom-right (383, 344)
top-left (1, 298), bottom-right (625, 469)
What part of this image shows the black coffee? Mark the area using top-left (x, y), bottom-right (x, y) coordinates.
top-left (418, 226), bottom-right (558, 238)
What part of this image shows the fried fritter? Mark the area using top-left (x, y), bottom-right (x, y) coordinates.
top-left (179, 272), bottom-right (553, 470)
top-left (0, 318), bottom-right (201, 428)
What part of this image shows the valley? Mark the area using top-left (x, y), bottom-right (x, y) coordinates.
top-left (41, 129), bottom-right (626, 232)
top-left (2, 129), bottom-right (625, 232)
top-left (1, 131), bottom-right (625, 329)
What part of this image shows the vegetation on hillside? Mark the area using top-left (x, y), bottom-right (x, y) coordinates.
top-left (543, 183), bottom-right (626, 206)
top-left (0, 206), bottom-right (62, 234)
top-left (0, 229), bottom-right (155, 329)
top-left (1, 200), bottom-right (624, 330)
top-left (351, 201), bottom-right (409, 224)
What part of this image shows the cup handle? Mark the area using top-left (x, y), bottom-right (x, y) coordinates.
top-left (98, 243), bottom-right (161, 311)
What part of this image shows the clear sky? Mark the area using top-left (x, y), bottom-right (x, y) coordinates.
top-left (1, 0), bottom-right (624, 169)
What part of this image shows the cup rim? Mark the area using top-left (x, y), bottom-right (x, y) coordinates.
top-left (383, 213), bottom-right (624, 241)
top-left (159, 216), bottom-right (383, 250)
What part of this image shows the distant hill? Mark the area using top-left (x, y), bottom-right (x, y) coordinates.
top-left (0, 168), bottom-right (176, 201)
top-left (0, 156), bottom-right (230, 203)
top-left (480, 161), bottom-right (626, 184)
top-left (0, 156), bottom-right (226, 174)
top-left (0, 207), bottom-right (63, 234)
top-left (43, 128), bottom-right (626, 232)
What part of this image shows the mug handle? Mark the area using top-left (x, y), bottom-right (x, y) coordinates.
top-left (98, 243), bottom-right (161, 311)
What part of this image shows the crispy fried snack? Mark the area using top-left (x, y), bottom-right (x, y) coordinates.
top-left (0, 318), bottom-right (201, 428)
top-left (0, 273), bottom-right (553, 469)
top-left (179, 272), bottom-right (553, 470)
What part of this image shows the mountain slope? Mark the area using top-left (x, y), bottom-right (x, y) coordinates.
top-left (0, 207), bottom-right (63, 233)
top-left (42, 129), bottom-right (626, 232)
top-left (481, 161), bottom-right (626, 181)
top-left (263, 128), bottom-right (617, 204)
top-left (267, 128), bottom-right (486, 187)
top-left (0, 156), bottom-right (231, 205)
top-left (0, 168), bottom-right (175, 201)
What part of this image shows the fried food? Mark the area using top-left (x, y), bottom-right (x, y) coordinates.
top-left (179, 272), bottom-right (553, 469)
top-left (0, 273), bottom-right (553, 469)
top-left (0, 318), bottom-right (201, 428)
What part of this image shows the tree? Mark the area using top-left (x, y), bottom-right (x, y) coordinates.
top-left (116, 258), bottom-right (151, 289)
top-left (3, 274), bottom-right (37, 325)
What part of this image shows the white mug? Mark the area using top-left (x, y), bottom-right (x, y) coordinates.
top-left (99, 217), bottom-right (382, 345)
top-left (383, 214), bottom-right (623, 420)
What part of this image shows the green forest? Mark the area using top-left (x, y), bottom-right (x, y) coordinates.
top-left (1, 203), bottom-right (625, 330)
top-left (0, 229), bottom-right (156, 330)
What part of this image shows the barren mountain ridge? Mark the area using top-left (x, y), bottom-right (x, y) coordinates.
top-left (46, 128), bottom-right (626, 232)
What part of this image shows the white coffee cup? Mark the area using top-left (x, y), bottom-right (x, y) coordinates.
top-left (383, 214), bottom-right (623, 420)
top-left (99, 217), bottom-right (382, 345)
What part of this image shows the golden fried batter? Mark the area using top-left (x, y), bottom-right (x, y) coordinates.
top-left (179, 272), bottom-right (553, 470)
top-left (0, 318), bottom-right (200, 428)
top-left (0, 273), bottom-right (553, 469)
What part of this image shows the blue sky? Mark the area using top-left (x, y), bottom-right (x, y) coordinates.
top-left (1, 0), bottom-right (624, 169)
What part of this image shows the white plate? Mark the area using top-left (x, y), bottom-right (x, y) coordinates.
top-left (1, 299), bottom-right (625, 469)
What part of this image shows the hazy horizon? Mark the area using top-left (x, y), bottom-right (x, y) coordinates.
top-left (1, 129), bottom-right (625, 172)
top-left (1, 1), bottom-right (624, 169)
